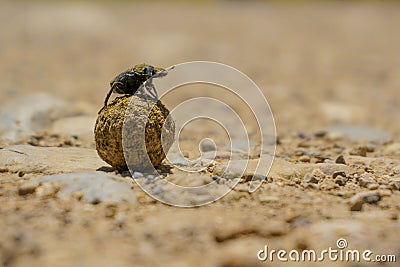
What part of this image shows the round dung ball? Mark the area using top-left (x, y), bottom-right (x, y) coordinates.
top-left (94, 95), bottom-right (175, 170)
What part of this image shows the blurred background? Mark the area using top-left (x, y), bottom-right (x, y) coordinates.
top-left (1, 1), bottom-right (400, 267)
top-left (0, 0), bottom-right (399, 137)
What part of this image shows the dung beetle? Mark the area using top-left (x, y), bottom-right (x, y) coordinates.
top-left (99, 63), bottom-right (166, 113)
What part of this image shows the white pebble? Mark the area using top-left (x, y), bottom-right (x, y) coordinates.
top-left (133, 172), bottom-right (144, 179)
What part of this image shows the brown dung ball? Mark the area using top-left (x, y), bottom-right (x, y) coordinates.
top-left (94, 95), bottom-right (175, 171)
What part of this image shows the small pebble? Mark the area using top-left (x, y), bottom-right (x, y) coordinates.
top-left (309, 151), bottom-right (321, 157)
top-left (36, 183), bottom-right (60, 197)
top-left (170, 157), bottom-right (190, 166)
top-left (104, 205), bottom-right (117, 218)
top-left (294, 147), bottom-right (307, 156)
top-left (152, 186), bottom-right (163, 195)
top-left (259, 195), bottom-right (279, 203)
top-left (364, 166), bottom-right (374, 173)
top-left (291, 217), bottom-right (310, 227)
top-left (212, 176), bottom-right (220, 184)
top-left (297, 141), bottom-right (311, 148)
top-left (335, 155), bottom-right (346, 165)
top-left (133, 172), bottom-right (144, 179)
top-left (324, 159), bottom-right (335, 164)
top-left (392, 167), bottom-right (400, 175)
top-left (314, 130), bottom-right (327, 138)
top-left (335, 175), bottom-right (347, 186)
top-left (301, 182), bottom-right (319, 189)
top-left (349, 191), bottom-right (381, 211)
top-left (18, 183), bottom-right (37, 196)
top-left (359, 174), bottom-right (376, 187)
top-left (335, 190), bottom-right (353, 198)
top-left (388, 179), bottom-right (400, 190)
top-left (366, 183), bottom-right (379, 190)
top-left (311, 168), bottom-right (326, 180)
top-left (365, 143), bottom-right (376, 152)
top-left (378, 189), bottom-right (392, 197)
top-left (297, 133), bottom-right (309, 140)
top-left (350, 146), bottom-right (367, 157)
top-left (302, 173), bottom-right (319, 184)
top-left (332, 171), bottom-right (347, 179)
top-left (299, 155), bottom-right (311, 162)
top-left (390, 212), bottom-right (398, 221)
top-left (378, 184), bottom-right (389, 190)
top-left (72, 191), bottom-right (84, 201)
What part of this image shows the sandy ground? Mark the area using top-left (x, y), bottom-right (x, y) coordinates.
top-left (0, 1), bottom-right (400, 267)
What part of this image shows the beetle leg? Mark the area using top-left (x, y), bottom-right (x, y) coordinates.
top-left (104, 87), bottom-right (114, 107)
top-left (142, 66), bottom-right (174, 100)
top-left (144, 79), bottom-right (158, 100)
top-left (98, 87), bottom-right (114, 114)
top-left (136, 85), bottom-right (146, 98)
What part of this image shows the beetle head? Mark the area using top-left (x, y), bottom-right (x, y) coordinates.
top-left (143, 65), bottom-right (156, 77)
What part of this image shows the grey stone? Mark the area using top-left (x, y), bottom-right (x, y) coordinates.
top-left (0, 93), bottom-right (82, 145)
top-left (349, 191), bottom-right (381, 211)
top-left (133, 171), bottom-right (144, 179)
top-left (0, 145), bottom-right (106, 174)
top-left (328, 125), bottom-right (391, 142)
top-left (168, 156), bottom-right (190, 166)
top-left (23, 172), bottom-right (136, 204)
top-left (50, 115), bottom-right (96, 143)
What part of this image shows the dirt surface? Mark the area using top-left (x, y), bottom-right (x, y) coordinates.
top-left (0, 1), bottom-right (400, 267)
